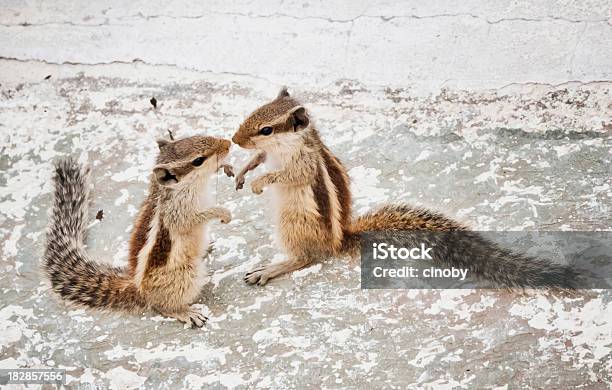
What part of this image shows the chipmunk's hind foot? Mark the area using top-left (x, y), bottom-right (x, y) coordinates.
top-left (244, 258), bottom-right (313, 286)
top-left (244, 266), bottom-right (272, 286)
top-left (161, 307), bottom-right (208, 328)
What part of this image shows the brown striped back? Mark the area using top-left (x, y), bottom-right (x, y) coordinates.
top-left (146, 220), bottom-right (172, 270)
top-left (128, 200), bottom-right (154, 273)
top-left (321, 148), bottom-right (352, 232)
top-left (312, 162), bottom-right (332, 231)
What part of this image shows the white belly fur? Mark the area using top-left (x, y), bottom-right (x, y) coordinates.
top-left (264, 148), bottom-right (319, 250)
top-left (198, 181), bottom-right (212, 258)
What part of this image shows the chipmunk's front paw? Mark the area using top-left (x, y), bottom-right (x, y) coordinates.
top-left (221, 164), bottom-right (234, 178)
top-left (216, 208), bottom-right (232, 224)
top-left (251, 177), bottom-right (266, 195)
top-left (244, 265), bottom-right (272, 286)
top-left (235, 173), bottom-right (246, 190)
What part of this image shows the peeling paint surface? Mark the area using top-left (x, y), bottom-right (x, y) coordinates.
top-left (1, 1), bottom-right (612, 389)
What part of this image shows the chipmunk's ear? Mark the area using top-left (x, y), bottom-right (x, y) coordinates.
top-left (156, 138), bottom-right (171, 149)
top-left (153, 165), bottom-right (179, 186)
top-left (277, 86), bottom-right (290, 99)
top-left (286, 106), bottom-right (309, 131)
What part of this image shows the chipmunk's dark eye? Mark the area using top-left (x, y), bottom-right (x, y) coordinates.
top-left (259, 126), bottom-right (273, 136)
top-left (192, 156), bottom-right (206, 166)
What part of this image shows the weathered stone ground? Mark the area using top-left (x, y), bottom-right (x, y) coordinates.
top-left (1, 1), bottom-right (611, 389)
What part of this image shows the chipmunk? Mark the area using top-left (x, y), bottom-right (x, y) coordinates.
top-left (231, 88), bottom-right (577, 288)
top-left (43, 135), bottom-right (234, 327)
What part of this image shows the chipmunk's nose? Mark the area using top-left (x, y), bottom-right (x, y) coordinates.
top-left (232, 133), bottom-right (253, 148)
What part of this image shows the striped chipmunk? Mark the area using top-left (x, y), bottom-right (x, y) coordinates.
top-left (43, 135), bottom-right (234, 327)
top-left (231, 87), bottom-right (577, 288)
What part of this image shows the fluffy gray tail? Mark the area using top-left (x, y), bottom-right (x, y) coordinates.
top-left (43, 158), bottom-right (145, 311)
top-left (344, 204), bottom-right (578, 289)
top-left (387, 230), bottom-right (579, 289)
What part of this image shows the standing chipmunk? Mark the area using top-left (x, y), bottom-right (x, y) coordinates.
top-left (231, 88), bottom-right (577, 288)
top-left (43, 135), bottom-right (234, 327)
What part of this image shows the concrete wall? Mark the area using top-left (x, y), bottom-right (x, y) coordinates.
top-left (2, 1), bottom-right (611, 91)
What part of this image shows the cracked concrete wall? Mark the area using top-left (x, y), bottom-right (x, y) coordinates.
top-left (0, 1), bottom-right (611, 389)
top-left (1, 1), bottom-right (611, 89)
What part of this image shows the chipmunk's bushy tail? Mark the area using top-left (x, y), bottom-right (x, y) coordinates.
top-left (43, 158), bottom-right (146, 311)
top-left (342, 204), bottom-right (578, 288)
top-left (341, 204), bottom-right (467, 254)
